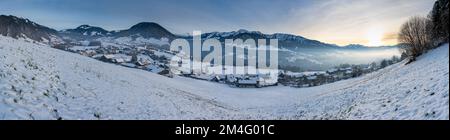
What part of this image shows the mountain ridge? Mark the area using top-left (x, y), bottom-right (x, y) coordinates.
top-left (0, 14), bottom-right (398, 49)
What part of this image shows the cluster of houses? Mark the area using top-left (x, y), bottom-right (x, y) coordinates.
top-left (184, 73), bottom-right (279, 88)
top-left (278, 68), bottom-right (357, 88)
top-left (57, 41), bottom-right (174, 77)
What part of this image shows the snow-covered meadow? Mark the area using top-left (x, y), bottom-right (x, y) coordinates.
top-left (0, 36), bottom-right (448, 120)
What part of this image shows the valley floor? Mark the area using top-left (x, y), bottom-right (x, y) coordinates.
top-left (1, 36), bottom-right (448, 120)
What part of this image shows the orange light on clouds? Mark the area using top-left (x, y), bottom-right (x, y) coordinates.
top-left (287, 0), bottom-right (434, 47)
top-left (301, 29), bottom-right (400, 47)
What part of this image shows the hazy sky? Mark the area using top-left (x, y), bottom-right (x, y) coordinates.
top-left (0, 0), bottom-right (435, 46)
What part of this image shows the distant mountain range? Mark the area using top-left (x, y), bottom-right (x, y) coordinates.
top-left (0, 14), bottom-right (400, 71)
top-left (0, 14), bottom-right (393, 48)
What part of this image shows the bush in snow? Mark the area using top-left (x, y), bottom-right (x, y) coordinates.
top-left (398, 16), bottom-right (433, 63)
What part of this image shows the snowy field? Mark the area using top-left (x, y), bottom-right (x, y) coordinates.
top-left (0, 36), bottom-right (448, 120)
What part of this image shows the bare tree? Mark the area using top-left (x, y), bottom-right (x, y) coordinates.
top-left (398, 16), bottom-right (433, 63)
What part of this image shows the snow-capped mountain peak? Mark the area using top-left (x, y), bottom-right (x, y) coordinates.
top-left (113, 22), bottom-right (176, 39)
top-left (63, 24), bottom-right (110, 37)
top-left (78, 25), bottom-right (93, 30)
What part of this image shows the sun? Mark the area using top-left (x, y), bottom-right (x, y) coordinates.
top-left (367, 28), bottom-right (384, 47)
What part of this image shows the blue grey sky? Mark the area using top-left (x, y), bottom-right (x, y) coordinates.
top-left (0, 0), bottom-right (435, 46)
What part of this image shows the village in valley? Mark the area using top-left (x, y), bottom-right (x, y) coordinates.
top-left (52, 39), bottom-right (404, 88)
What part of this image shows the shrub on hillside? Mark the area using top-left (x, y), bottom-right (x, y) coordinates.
top-left (398, 16), bottom-right (433, 63)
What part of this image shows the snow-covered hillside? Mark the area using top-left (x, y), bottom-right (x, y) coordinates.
top-left (0, 36), bottom-right (448, 120)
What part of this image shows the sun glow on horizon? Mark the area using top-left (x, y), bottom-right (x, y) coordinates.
top-left (366, 27), bottom-right (384, 47)
top-left (302, 26), bottom-right (399, 47)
